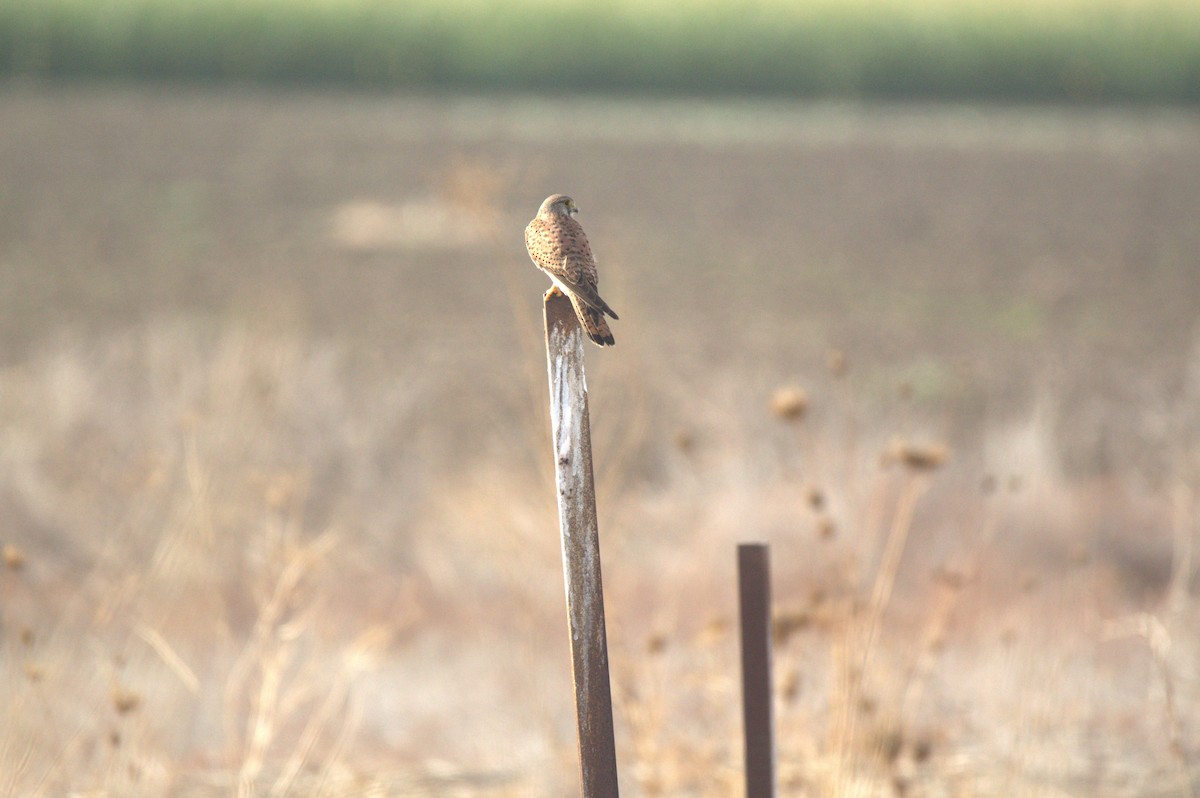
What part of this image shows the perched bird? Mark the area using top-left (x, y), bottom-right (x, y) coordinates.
top-left (525, 194), bottom-right (619, 347)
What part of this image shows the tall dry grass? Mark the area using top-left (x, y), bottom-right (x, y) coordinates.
top-left (1, 313), bottom-right (1197, 795)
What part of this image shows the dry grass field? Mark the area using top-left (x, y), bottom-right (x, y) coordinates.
top-left (1, 85), bottom-right (1199, 796)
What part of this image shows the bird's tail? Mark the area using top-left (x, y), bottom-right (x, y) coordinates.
top-left (569, 293), bottom-right (616, 347)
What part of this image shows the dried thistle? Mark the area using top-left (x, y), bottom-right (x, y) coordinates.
top-left (806, 486), bottom-right (826, 511)
top-left (772, 609), bottom-right (811, 644)
top-left (698, 616), bottom-right (729, 646)
top-left (883, 438), bottom-right (950, 471)
top-left (3, 544), bottom-right (26, 571)
top-left (111, 686), bottom-right (141, 715)
top-left (770, 386), bottom-right (808, 421)
top-left (779, 668), bottom-right (801, 702)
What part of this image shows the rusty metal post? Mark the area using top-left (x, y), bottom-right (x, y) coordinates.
top-left (544, 292), bottom-right (620, 798)
top-left (738, 543), bottom-right (776, 798)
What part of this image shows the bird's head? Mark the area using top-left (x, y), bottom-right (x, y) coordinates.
top-left (540, 193), bottom-right (578, 217)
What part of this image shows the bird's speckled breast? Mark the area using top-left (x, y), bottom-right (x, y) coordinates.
top-left (525, 213), bottom-right (595, 276)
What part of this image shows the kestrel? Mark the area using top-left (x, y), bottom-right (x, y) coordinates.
top-left (525, 194), bottom-right (619, 347)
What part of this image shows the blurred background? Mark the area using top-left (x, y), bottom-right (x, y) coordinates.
top-left (1, 1), bottom-right (1198, 796)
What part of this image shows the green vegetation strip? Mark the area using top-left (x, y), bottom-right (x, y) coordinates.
top-left (1, 0), bottom-right (1198, 102)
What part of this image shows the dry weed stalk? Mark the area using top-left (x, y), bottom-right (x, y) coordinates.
top-left (227, 530), bottom-right (340, 797)
top-left (133, 623), bottom-right (200, 694)
top-left (1099, 484), bottom-right (1199, 798)
top-left (826, 474), bottom-right (932, 798)
top-left (611, 611), bottom-right (742, 798)
top-left (269, 627), bottom-right (386, 797)
top-left (1102, 613), bottom-right (1194, 798)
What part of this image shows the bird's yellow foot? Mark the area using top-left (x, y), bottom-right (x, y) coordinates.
top-left (543, 285), bottom-right (564, 301)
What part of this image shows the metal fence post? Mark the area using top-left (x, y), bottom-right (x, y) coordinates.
top-left (544, 292), bottom-right (620, 798)
top-left (738, 542), bottom-right (776, 798)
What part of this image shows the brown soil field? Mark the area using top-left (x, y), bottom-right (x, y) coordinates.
top-left (1, 85), bottom-right (1198, 796)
